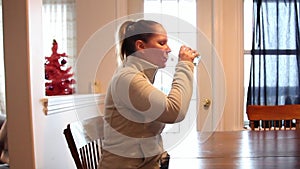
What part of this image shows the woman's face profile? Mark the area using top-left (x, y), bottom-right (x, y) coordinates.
top-left (137, 24), bottom-right (171, 68)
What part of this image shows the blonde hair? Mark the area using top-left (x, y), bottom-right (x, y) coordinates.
top-left (116, 19), bottom-right (161, 62)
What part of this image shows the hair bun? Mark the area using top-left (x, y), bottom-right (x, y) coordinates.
top-left (126, 21), bottom-right (135, 32)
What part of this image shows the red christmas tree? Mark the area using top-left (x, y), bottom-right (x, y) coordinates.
top-left (45, 40), bottom-right (76, 96)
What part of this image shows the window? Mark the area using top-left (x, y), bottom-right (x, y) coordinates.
top-left (42, 0), bottom-right (76, 78)
top-left (243, 0), bottom-right (253, 124)
top-left (244, 0), bottom-right (300, 126)
top-left (144, 0), bottom-right (197, 133)
top-left (144, 0), bottom-right (197, 94)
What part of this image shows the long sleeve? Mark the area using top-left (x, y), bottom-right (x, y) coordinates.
top-left (158, 61), bottom-right (194, 123)
top-left (111, 60), bottom-right (194, 124)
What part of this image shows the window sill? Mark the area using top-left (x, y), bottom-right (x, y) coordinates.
top-left (40, 94), bottom-right (105, 116)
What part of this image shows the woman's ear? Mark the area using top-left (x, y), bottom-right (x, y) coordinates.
top-left (135, 40), bottom-right (145, 51)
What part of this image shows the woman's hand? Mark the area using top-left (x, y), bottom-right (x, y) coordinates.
top-left (178, 45), bottom-right (199, 63)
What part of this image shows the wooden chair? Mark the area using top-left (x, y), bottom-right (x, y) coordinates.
top-left (63, 117), bottom-right (104, 169)
top-left (246, 105), bottom-right (300, 130)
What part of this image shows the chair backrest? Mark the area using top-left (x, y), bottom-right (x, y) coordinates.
top-left (63, 124), bottom-right (83, 169)
top-left (63, 117), bottom-right (104, 169)
top-left (79, 138), bottom-right (102, 169)
top-left (246, 105), bottom-right (300, 130)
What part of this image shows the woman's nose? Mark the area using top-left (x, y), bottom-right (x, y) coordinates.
top-left (166, 45), bottom-right (171, 53)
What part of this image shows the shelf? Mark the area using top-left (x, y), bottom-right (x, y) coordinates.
top-left (41, 94), bottom-right (105, 116)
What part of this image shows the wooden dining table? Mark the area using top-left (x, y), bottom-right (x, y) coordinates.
top-left (167, 129), bottom-right (300, 169)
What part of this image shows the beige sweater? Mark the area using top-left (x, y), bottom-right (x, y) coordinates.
top-left (102, 56), bottom-right (194, 159)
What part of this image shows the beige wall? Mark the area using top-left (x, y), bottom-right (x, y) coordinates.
top-left (197, 0), bottom-right (244, 131)
top-left (76, 0), bottom-right (118, 94)
top-left (212, 0), bottom-right (244, 130)
top-left (76, 0), bottom-right (144, 94)
top-left (3, 0), bottom-right (37, 168)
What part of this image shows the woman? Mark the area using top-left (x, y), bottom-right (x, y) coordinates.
top-left (99, 19), bottom-right (199, 169)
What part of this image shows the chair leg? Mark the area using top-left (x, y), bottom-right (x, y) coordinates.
top-left (296, 119), bottom-right (300, 129)
top-left (250, 121), bottom-right (255, 130)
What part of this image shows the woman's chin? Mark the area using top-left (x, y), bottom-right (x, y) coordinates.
top-left (159, 64), bottom-right (167, 69)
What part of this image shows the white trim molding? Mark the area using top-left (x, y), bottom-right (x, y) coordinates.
top-left (41, 94), bottom-right (105, 115)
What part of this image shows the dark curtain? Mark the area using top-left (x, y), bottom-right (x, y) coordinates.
top-left (247, 0), bottom-right (300, 106)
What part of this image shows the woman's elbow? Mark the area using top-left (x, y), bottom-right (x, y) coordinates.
top-left (158, 110), bottom-right (187, 123)
top-left (173, 111), bottom-right (186, 123)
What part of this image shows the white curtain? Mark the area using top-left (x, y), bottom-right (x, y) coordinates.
top-left (42, 0), bottom-right (77, 67)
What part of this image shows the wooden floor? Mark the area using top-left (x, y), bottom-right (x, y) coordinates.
top-left (167, 129), bottom-right (300, 169)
